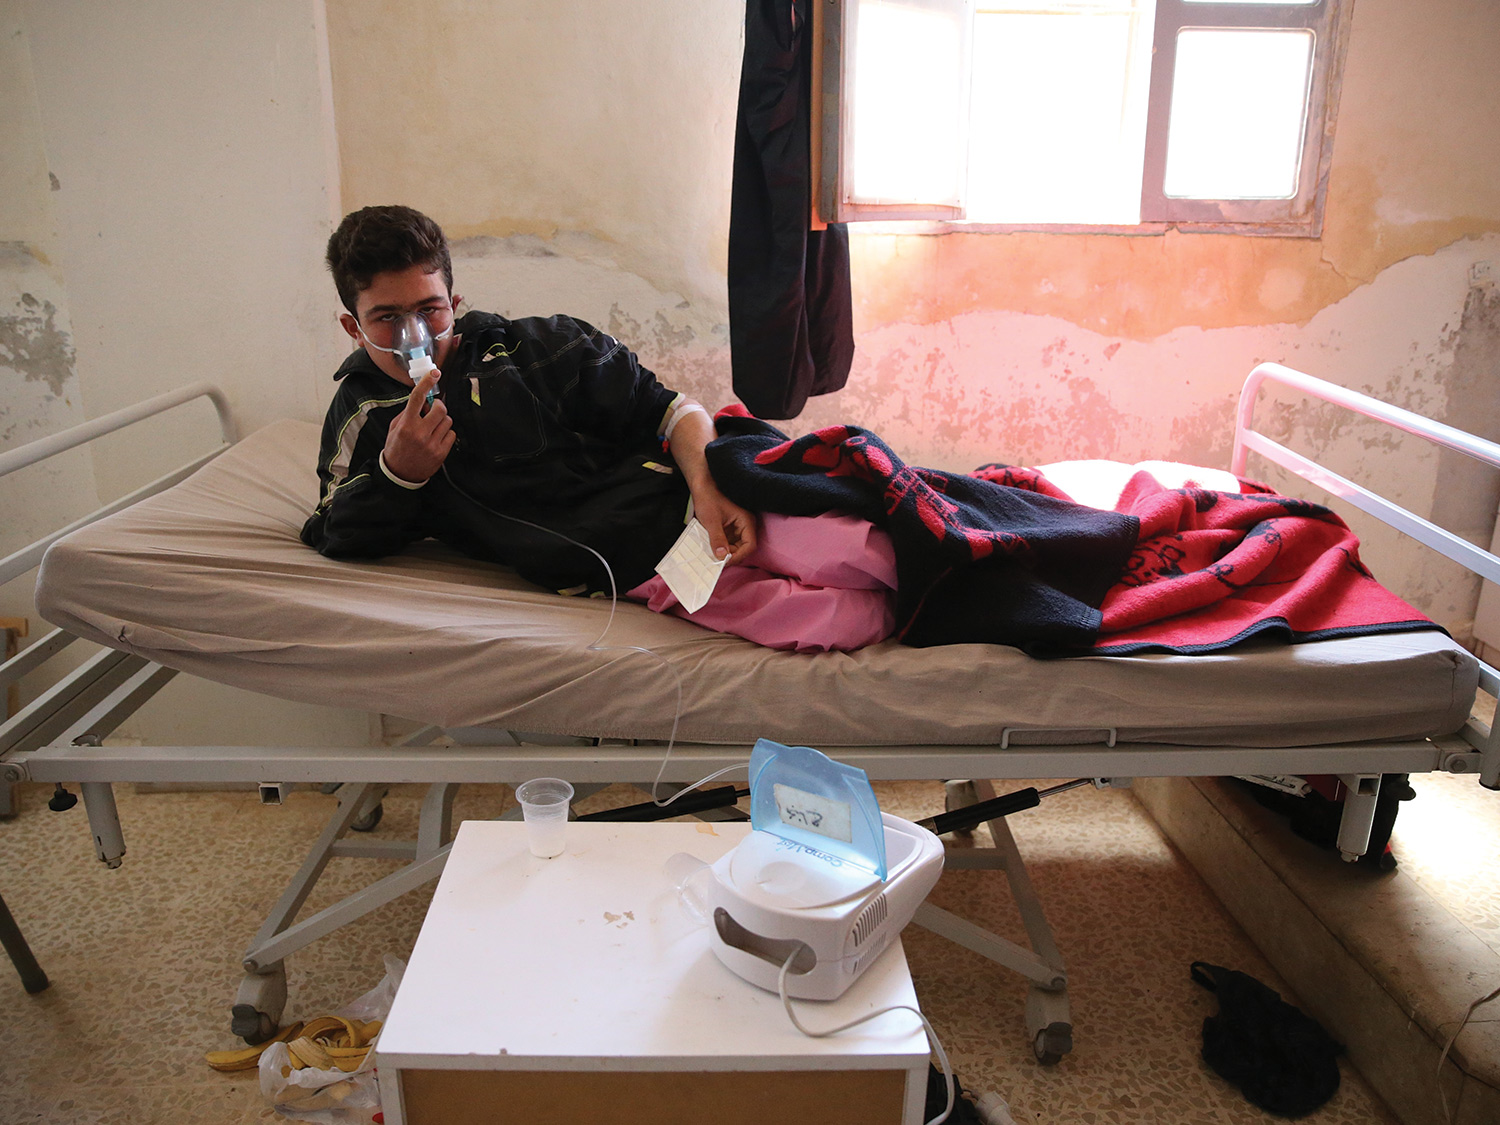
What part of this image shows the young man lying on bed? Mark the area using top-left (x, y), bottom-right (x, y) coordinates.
top-left (301, 205), bottom-right (899, 652)
top-left (304, 207), bottom-right (1428, 657)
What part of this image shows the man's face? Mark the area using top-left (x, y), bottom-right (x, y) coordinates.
top-left (339, 264), bottom-right (461, 386)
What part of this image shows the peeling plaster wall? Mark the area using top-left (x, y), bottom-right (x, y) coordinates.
top-left (7, 0), bottom-right (376, 747)
top-left (448, 234), bottom-right (730, 409)
top-left (0, 249), bottom-right (98, 695)
top-left (799, 236), bottom-right (1500, 638)
top-left (0, 2), bottom-right (97, 705)
top-left (323, 0), bottom-right (739, 316)
top-left (23, 0), bottom-right (350, 496)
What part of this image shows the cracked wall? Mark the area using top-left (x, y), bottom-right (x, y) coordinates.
top-left (0, 287), bottom-right (74, 402)
top-left (5, 0), bottom-right (374, 746)
top-left (0, 244), bottom-right (95, 561)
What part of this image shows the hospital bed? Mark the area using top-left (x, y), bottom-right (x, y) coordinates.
top-left (2, 363), bottom-right (1495, 1064)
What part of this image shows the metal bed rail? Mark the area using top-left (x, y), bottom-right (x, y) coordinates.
top-left (1231, 361), bottom-right (1500, 787)
top-left (0, 383), bottom-right (233, 761)
top-left (5, 735), bottom-right (1479, 789)
top-left (0, 382), bottom-right (237, 588)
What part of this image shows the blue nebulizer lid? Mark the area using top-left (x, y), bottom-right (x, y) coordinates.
top-left (747, 738), bottom-right (887, 881)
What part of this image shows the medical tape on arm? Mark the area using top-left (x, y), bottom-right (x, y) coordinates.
top-left (662, 400), bottom-right (709, 441)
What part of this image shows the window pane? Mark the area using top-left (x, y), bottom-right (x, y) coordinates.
top-left (1163, 28), bottom-right (1313, 199)
top-left (966, 5), bottom-right (1154, 224)
top-left (850, 0), bottom-right (968, 206)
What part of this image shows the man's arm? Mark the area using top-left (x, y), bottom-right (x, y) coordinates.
top-left (540, 318), bottom-right (756, 563)
top-left (300, 375), bottom-right (440, 558)
top-left (666, 403), bottom-right (757, 564)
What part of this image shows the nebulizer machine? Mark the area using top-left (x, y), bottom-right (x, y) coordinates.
top-left (665, 739), bottom-right (956, 1121)
top-left (704, 739), bottom-right (944, 1000)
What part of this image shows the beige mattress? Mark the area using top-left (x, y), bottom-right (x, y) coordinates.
top-left (36, 421), bottom-right (1478, 748)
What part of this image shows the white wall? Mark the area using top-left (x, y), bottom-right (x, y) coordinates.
top-left (7, 0), bottom-right (375, 746)
top-left (24, 0), bottom-right (349, 495)
top-left (0, 0), bottom-right (99, 707)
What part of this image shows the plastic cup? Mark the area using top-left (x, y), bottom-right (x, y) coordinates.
top-left (515, 778), bottom-right (574, 858)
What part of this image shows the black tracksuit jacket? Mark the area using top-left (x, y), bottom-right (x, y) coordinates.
top-left (300, 311), bottom-right (690, 594)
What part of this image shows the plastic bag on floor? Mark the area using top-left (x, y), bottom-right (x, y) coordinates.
top-left (259, 954), bottom-right (406, 1124)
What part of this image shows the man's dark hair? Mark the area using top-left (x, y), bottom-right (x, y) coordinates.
top-left (326, 205), bottom-right (453, 315)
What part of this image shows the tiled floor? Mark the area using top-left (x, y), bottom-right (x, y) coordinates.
top-left (0, 776), bottom-right (1408, 1124)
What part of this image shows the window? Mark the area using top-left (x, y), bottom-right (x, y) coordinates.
top-left (813, 0), bottom-right (1349, 234)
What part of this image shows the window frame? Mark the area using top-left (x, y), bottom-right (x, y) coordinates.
top-left (814, 0), bottom-right (975, 224)
top-left (1139, 0), bottom-right (1350, 235)
top-left (814, 0), bottom-right (1352, 236)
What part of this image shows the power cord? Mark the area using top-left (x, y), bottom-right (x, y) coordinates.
top-left (777, 950), bottom-right (955, 1125)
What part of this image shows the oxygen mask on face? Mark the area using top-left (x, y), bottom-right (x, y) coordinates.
top-left (391, 313), bottom-right (439, 403)
top-left (360, 310), bottom-right (451, 403)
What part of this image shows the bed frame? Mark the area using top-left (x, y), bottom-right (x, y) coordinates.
top-left (3, 363), bottom-right (1497, 1063)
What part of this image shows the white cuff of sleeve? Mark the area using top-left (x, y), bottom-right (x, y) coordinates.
top-left (378, 451), bottom-right (427, 490)
top-left (663, 401), bottom-right (710, 441)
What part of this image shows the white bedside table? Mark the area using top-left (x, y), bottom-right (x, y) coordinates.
top-left (376, 819), bottom-right (932, 1125)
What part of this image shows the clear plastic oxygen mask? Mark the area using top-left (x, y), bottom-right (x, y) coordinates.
top-left (391, 313), bottom-right (439, 403)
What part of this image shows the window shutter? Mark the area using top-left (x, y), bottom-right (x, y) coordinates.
top-left (816, 0), bottom-right (976, 223)
top-left (1140, 0), bottom-right (1349, 233)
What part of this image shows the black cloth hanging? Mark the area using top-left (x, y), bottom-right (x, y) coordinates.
top-left (728, 0), bottom-right (855, 420)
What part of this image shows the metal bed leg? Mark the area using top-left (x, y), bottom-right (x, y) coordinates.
top-left (973, 779), bottom-right (1073, 1065)
top-left (232, 782), bottom-right (380, 1040)
top-left (232, 961), bottom-right (288, 1043)
top-left (0, 891), bottom-right (49, 993)
top-left (914, 778), bottom-right (1073, 1064)
top-left (80, 781), bottom-right (126, 868)
top-left (416, 783), bottom-right (459, 861)
top-left (232, 778), bottom-right (534, 1041)
top-left (1335, 774), bottom-right (1382, 862)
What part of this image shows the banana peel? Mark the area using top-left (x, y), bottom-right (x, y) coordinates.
top-left (223, 1011), bottom-right (383, 1075)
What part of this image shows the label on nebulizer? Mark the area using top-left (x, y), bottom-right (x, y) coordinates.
top-left (654, 518), bottom-right (727, 613)
top-left (772, 782), bottom-right (853, 843)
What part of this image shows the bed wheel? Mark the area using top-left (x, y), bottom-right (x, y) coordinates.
top-left (232, 961), bottom-right (287, 1044)
top-left (1032, 1022), bottom-right (1072, 1066)
top-left (351, 802), bottom-right (384, 832)
top-left (231, 1004), bottom-right (279, 1045)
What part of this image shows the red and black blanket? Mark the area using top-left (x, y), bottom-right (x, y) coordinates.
top-left (705, 411), bottom-right (1437, 655)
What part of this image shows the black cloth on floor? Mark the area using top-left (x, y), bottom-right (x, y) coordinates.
top-left (1191, 961), bottom-right (1344, 1118)
top-left (728, 0), bottom-right (854, 419)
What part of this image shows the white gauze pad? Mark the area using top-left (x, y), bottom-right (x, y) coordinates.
top-left (655, 518), bottom-right (728, 613)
